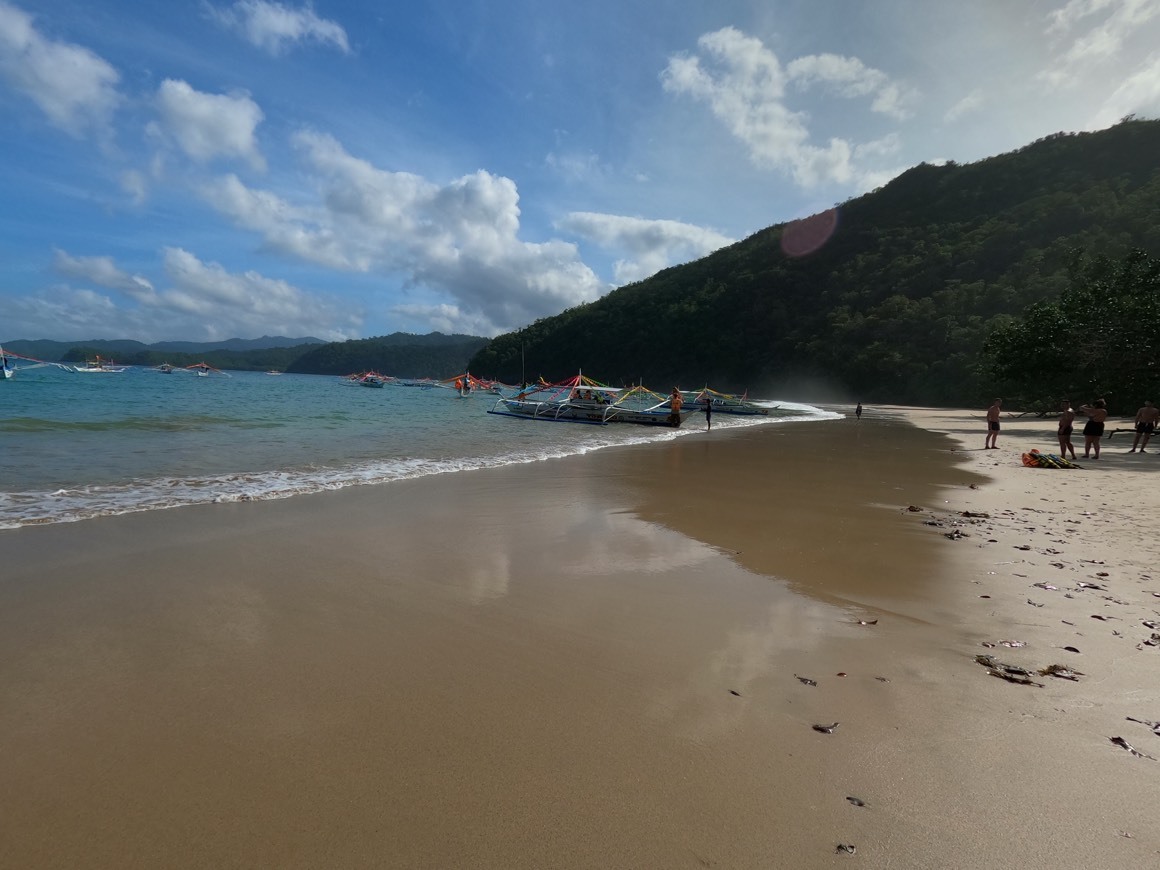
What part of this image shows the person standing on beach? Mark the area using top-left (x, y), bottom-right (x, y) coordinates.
top-left (984, 398), bottom-right (1002, 449)
top-left (668, 388), bottom-right (683, 427)
top-left (1057, 400), bottom-right (1077, 460)
top-left (704, 395), bottom-right (713, 431)
top-left (1129, 401), bottom-right (1159, 453)
top-left (1080, 399), bottom-right (1108, 459)
top-left (855, 402), bottom-right (863, 420)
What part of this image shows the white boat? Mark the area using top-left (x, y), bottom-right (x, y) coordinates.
top-left (680, 387), bottom-right (772, 416)
top-left (1, 346), bottom-right (73, 378)
top-left (72, 355), bottom-right (127, 373)
top-left (184, 362), bottom-right (230, 378)
top-left (488, 374), bottom-right (696, 427)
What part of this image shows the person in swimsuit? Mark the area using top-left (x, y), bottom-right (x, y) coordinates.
top-left (984, 398), bottom-right (1002, 449)
top-left (1080, 399), bottom-right (1108, 459)
top-left (1129, 400), bottom-right (1159, 453)
top-left (1057, 399), bottom-right (1076, 460)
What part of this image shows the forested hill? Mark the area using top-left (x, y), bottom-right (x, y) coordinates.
top-left (285, 333), bottom-right (489, 377)
top-left (469, 118), bottom-right (1160, 405)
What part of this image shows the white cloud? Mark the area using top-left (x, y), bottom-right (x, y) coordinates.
top-left (1088, 52), bottom-right (1160, 127)
top-left (13, 249), bottom-right (357, 342)
top-left (556, 212), bottom-right (735, 285)
top-left (54, 249), bottom-right (155, 301)
top-left (785, 53), bottom-right (915, 120)
top-left (944, 89), bottom-right (984, 123)
top-left (156, 79), bottom-right (266, 169)
top-left (661, 27), bottom-right (912, 188)
top-left (159, 248), bottom-right (354, 340)
top-left (201, 130), bottom-right (609, 335)
top-left (0, 0), bottom-right (121, 138)
top-left (1041, 0), bottom-right (1160, 87)
top-left (209, 0), bottom-right (350, 55)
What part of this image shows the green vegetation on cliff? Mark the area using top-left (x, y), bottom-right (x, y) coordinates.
top-left (470, 118), bottom-right (1160, 405)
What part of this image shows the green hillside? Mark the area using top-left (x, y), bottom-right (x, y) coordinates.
top-left (469, 118), bottom-right (1160, 404)
top-left (286, 333), bottom-right (489, 377)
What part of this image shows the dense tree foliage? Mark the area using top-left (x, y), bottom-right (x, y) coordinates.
top-left (286, 333), bottom-right (489, 377)
top-left (984, 249), bottom-right (1160, 414)
top-left (470, 118), bottom-right (1160, 404)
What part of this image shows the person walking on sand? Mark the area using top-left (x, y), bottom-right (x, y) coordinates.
top-left (984, 398), bottom-right (1002, 449)
top-left (855, 402), bottom-right (863, 421)
top-left (1057, 399), bottom-right (1077, 460)
top-left (1080, 399), bottom-right (1108, 459)
top-left (1129, 400), bottom-right (1159, 453)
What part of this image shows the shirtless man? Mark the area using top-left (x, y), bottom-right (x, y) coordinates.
top-left (1130, 400), bottom-right (1160, 453)
top-left (1057, 399), bottom-right (1076, 460)
top-left (1079, 399), bottom-right (1108, 459)
top-left (984, 398), bottom-right (1002, 449)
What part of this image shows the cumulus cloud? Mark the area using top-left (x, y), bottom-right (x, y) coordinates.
top-left (1041, 0), bottom-right (1160, 88)
top-left (785, 53), bottom-right (915, 120)
top-left (16, 248), bottom-right (357, 342)
top-left (200, 130), bottom-right (609, 335)
top-left (209, 0), bottom-right (350, 55)
top-left (556, 212), bottom-right (735, 285)
top-left (0, 0), bottom-right (121, 138)
top-left (155, 79), bottom-right (266, 169)
top-left (661, 27), bottom-right (914, 187)
top-left (54, 249), bottom-right (155, 301)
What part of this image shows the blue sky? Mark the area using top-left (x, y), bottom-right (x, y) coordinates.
top-left (2, 0), bottom-right (1159, 343)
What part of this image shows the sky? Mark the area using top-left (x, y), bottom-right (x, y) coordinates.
top-left (2, 0), bottom-right (1159, 344)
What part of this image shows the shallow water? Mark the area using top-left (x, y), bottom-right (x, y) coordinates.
top-left (0, 367), bottom-right (837, 528)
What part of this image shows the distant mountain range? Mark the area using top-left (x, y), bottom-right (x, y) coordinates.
top-left (2, 333), bottom-right (490, 378)
top-left (1, 336), bottom-right (326, 360)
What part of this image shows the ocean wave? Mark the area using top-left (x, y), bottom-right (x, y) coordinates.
top-left (0, 407), bottom-right (839, 530)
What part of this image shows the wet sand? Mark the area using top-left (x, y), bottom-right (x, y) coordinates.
top-left (1, 410), bottom-right (1157, 868)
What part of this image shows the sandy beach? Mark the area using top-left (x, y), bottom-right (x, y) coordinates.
top-left (2, 409), bottom-right (1158, 868)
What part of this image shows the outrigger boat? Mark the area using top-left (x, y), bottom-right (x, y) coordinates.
top-left (72, 354), bottom-right (127, 373)
top-left (680, 387), bottom-right (773, 416)
top-left (440, 373), bottom-right (512, 397)
top-left (339, 371), bottom-right (390, 387)
top-left (488, 373), bottom-right (696, 427)
top-left (1, 346), bottom-right (73, 379)
top-left (185, 362), bottom-right (231, 378)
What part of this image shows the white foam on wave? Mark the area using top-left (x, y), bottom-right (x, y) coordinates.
top-left (0, 403), bottom-right (838, 529)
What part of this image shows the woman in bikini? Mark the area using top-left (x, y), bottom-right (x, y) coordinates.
top-left (1079, 399), bottom-right (1108, 459)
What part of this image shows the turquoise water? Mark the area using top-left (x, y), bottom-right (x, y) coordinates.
top-left (0, 366), bottom-right (838, 529)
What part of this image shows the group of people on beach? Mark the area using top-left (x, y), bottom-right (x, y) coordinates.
top-left (985, 397), bottom-right (1159, 460)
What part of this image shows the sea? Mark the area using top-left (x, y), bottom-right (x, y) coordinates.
top-left (0, 367), bottom-right (839, 530)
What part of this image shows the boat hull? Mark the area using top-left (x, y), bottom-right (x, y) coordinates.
top-left (489, 399), bottom-right (693, 427)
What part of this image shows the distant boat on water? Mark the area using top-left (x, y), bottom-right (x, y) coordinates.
top-left (72, 355), bottom-right (127, 373)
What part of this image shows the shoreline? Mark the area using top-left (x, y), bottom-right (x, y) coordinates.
top-left (1, 409), bottom-right (1157, 867)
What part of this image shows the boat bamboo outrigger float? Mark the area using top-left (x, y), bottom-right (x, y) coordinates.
top-left (0, 346), bottom-right (76, 379)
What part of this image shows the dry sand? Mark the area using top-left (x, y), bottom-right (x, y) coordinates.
top-left (1, 408), bottom-right (1157, 868)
